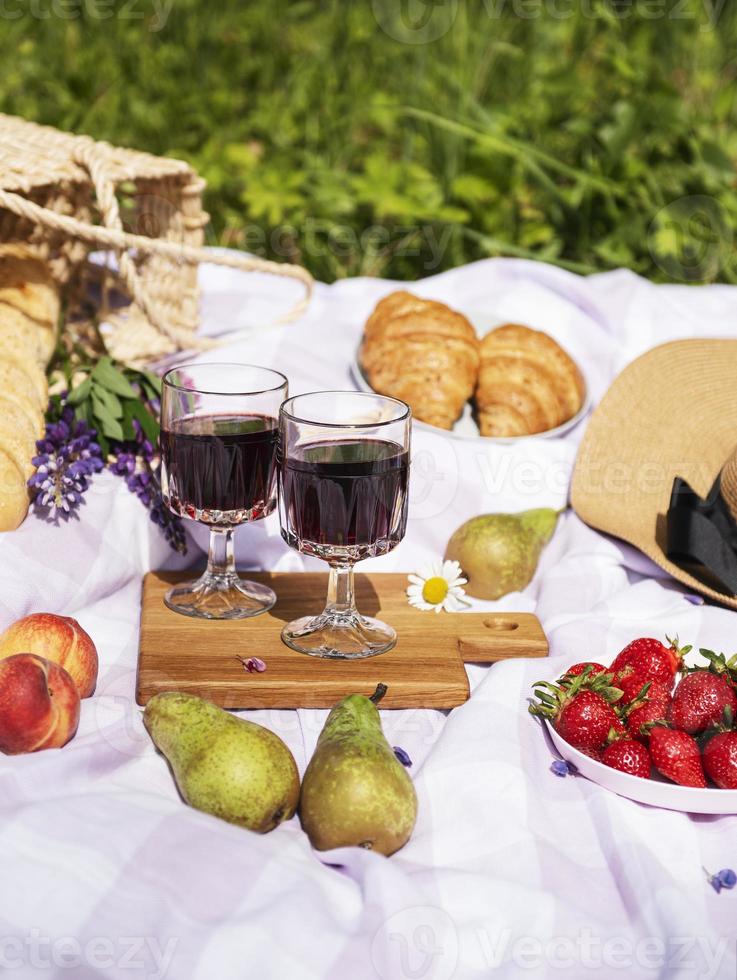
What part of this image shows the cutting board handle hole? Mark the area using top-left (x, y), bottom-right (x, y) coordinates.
top-left (483, 618), bottom-right (519, 631)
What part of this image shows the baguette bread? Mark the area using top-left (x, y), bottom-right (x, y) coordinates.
top-left (0, 451), bottom-right (30, 532)
top-left (0, 245), bottom-right (59, 365)
top-left (0, 246), bottom-right (56, 530)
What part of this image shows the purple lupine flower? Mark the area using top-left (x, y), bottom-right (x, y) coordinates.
top-left (108, 445), bottom-right (186, 555)
top-left (109, 451), bottom-right (136, 477)
top-left (28, 407), bottom-right (103, 518)
top-left (149, 494), bottom-right (187, 553)
top-left (106, 395), bottom-right (186, 555)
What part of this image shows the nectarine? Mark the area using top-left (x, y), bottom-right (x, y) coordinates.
top-left (0, 613), bottom-right (97, 697)
top-left (0, 654), bottom-right (80, 754)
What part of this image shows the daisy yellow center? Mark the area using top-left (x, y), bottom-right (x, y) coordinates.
top-left (422, 576), bottom-right (449, 604)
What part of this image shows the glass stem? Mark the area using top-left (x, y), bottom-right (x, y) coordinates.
top-left (207, 528), bottom-right (236, 580)
top-left (325, 564), bottom-right (357, 619)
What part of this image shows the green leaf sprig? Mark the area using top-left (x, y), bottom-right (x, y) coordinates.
top-left (63, 358), bottom-right (161, 458)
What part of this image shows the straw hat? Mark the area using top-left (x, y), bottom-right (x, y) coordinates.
top-left (571, 339), bottom-right (737, 608)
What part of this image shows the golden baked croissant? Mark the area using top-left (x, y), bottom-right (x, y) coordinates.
top-left (0, 246), bottom-right (56, 531)
top-left (476, 324), bottom-right (584, 437)
top-left (360, 291), bottom-right (480, 430)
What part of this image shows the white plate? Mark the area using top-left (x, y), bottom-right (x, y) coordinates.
top-left (351, 309), bottom-right (590, 443)
top-left (541, 651), bottom-right (737, 814)
top-left (544, 721), bottom-right (737, 815)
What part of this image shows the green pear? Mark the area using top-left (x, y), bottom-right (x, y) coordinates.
top-left (144, 692), bottom-right (300, 833)
top-left (444, 508), bottom-right (560, 599)
top-left (300, 685), bottom-right (417, 856)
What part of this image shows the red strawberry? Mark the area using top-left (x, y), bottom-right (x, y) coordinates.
top-left (601, 733), bottom-right (652, 779)
top-left (668, 671), bottom-right (737, 735)
top-left (697, 649), bottom-right (737, 690)
top-left (626, 698), bottom-right (670, 741)
top-left (649, 726), bottom-right (706, 787)
top-left (610, 635), bottom-right (689, 687)
top-left (614, 667), bottom-right (670, 703)
top-left (703, 731), bottom-right (737, 789)
top-left (614, 667), bottom-right (649, 704)
top-left (530, 672), bottom-right (624, 753)
top-left (556, 691), bottom-right (626, 752)
top-left (622, 681), bottom-right (671, 740)
top-left (562, 662), bottom-right (607, 680)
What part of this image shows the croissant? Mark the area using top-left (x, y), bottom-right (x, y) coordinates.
top-left (476, 324), bottom-right (584, 437)
top-left (0, 246), bottom-right (56, 531)
top-left (360, 291), bottom-right (480, 430)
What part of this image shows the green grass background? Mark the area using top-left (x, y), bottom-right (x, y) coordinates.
top-left (2, 0), bottom-right (736, 283)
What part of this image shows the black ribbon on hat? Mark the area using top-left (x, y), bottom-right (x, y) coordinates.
top-left (667, 474), bottom-right (737, 595)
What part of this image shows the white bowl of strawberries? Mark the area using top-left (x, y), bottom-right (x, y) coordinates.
top-left (531, 637), bottom-right (737, 814)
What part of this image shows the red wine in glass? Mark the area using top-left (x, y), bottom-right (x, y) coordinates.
top-left (162, 413), bottom-right (278, 525)
top-left (160, 363), bottom-right (288, 620)
top-left (278, 390), bottom-right (411, 659)
top-left (280, 438), bottom-right (409, 560)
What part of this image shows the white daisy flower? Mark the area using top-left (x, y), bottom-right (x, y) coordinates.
top-left (406, 559), bottom-right (471, 613)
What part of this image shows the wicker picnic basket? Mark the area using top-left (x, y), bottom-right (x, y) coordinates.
top-left (0, 113), bottom-right (313, 365)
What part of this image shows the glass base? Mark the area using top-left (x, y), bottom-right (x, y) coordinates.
top-left (164, 572), bottom-right (276, 620)
top-left (281, 611), bottom-right (396, 660)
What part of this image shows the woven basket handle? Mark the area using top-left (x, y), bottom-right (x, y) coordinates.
top-left (0, 154), bottom-right (313, 346)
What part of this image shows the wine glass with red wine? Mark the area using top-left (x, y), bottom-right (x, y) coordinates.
top-left (278, 390), bottom-right (411, 658)
top-left (160, 363), bottom-right (288, 619)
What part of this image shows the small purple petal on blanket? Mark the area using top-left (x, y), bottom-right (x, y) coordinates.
top-left (550, 759), bottom-right (575, 777)
top-left (683, 594), bottom-right (705, 605)
top-left (717, 868), bottom-right (736, 889)
top-left (705, 867), bottom-right (735, 893)
top-left (393, 746), bottom-right (412, 767)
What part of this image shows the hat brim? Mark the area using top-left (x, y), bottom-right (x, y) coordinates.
top-left (571, 339), bottom-right (737, 608)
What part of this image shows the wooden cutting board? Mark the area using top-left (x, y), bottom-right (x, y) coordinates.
top-left (136, 572), bottom-right (548, 709)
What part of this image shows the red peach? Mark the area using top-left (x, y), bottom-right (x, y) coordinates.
top-left (0, 654), bottom-right (80, 754)
top-left (0, 613), bottom-right (98, 698)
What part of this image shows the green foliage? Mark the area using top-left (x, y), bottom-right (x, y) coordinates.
top-left (2, 0), bottom-right (736, 283)
top-left (63, 357), bottom-right (160, 456)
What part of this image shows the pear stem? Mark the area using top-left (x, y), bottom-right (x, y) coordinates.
top-left (370, 683), bottom-right (388, 704)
